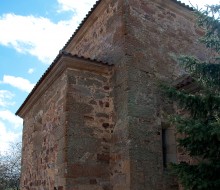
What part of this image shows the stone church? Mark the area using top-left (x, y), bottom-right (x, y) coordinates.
top-left (16, 0), bottom-right (204, 189)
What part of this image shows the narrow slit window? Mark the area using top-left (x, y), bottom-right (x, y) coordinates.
top-left (162, 128), bottom-right (167, 168)
top-left (162, 124), bottom-right (177, 169)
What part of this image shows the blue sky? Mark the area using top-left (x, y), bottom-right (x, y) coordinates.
top-left (0, 0), bottom-right (219, 153)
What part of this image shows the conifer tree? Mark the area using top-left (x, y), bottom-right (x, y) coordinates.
top-left (163, 5), bottom-right (220, 190)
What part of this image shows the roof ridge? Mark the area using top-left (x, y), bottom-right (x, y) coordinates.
top-left (62, 0), bottom-right (194, 51)
top-left (62, 0), bottom-right (102, 50)
top-left (171, 0), bottom-right (194, 11)
top-left (16, 0), bottom-right (194, 116)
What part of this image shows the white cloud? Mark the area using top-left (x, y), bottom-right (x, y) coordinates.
top-left (1, 75), bottom-right (35, 93)
top-left (0, 0), bottom-right (97, 64)
top-left (180, 0), bottom-right (220, 8)
top-left (28, 68), bottom-right (34, 74)
top-left (0, 121), bottom-right (21, 153)
top-left (0, 110), bottom-right (23, 128)
top-left (0, 14), bottom-right (77, 63)
top-left (0, 0), bottom-right (218, 65)
top-left (0, 90), bottom-right (15, 107)
top-left (57, 0), bottom-right (96, 17)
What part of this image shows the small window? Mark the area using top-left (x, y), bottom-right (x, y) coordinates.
top-left (162, 123), bottom-right (177, 169)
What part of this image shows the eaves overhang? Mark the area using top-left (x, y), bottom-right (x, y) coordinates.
top-left (16, 51), bottom-right (113, 117)
top-left (173, 74), bottom-right (201, 92)
top-left (16, 0), bottom-right (194, 117)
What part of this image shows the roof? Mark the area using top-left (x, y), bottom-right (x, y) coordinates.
top-left (171, 0), bottom-right (194, 11)
top-left (15, 51), bottom-right (112, 116)
top-left (62, 0), bottom-right (194, 50)
top-left (173, 74), bottom-right (201, 93)
top-left (16, 0), bottom-right (194, 116)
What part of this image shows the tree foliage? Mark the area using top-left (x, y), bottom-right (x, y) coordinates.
top-left (0, 142), bottom-right (21, 190)
top-left (162, 4), bottom-right (220, 190)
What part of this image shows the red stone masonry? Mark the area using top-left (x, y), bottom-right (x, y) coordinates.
top-left (17, 0), bottom-right (207, 190)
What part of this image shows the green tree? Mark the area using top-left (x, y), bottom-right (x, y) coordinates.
top-left (162, 4), bottom-right (220, 190)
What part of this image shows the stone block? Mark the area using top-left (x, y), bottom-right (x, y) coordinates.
top-left (67, 163), bottom-right (109, 178)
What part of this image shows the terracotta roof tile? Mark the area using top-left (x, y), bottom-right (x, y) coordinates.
top-left (16, 51), bottom-right (112, 115)
top-left (171, 0), bottom-right (194, 11)
top-left (63, 0), bottom-right (194, 50)
top-left (16, 0), bottom-right (193, 115)
top-left (173, 75), bottom-right (201, 93)
top-left (63, 0), bottom-right (102, 50)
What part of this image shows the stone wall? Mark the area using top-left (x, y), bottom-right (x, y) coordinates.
top-left (66, 0), bottom-right (125, 64)
top-left (19, 58), bottom-right (114, 190)
top-left (19, 0), bottom-right (208, 189)
top-left (64, 68), bottom-right (114, 190)
top-left (125, 1), bottom-right (204, 189)
top-left (20, 72), bottom-right (68, 190)
top-left (64, 0), bottom-right (206, 189)
top-left (65, 0), bottom-right (132, 188)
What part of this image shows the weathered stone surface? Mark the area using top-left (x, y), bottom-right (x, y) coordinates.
top-left (65, 68), bottom-right (114, 189)
top-left (18, 0), bottom-right (207, 190)
top-left (20, 73), bottom-right (68, 190)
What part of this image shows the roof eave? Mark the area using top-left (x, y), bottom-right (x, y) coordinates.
top-left (16, 52), bottom-right (113, 117)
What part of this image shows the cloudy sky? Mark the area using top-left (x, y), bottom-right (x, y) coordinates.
top-left (0, 0), bottom-right (219, 153)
